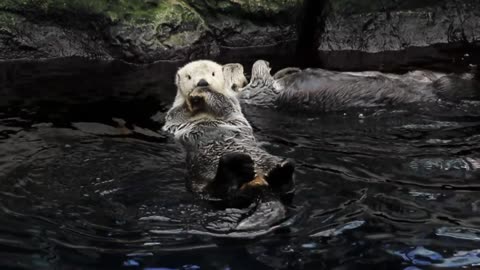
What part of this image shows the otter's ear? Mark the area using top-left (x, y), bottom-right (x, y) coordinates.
top-left (175, 73), bottom-right (180, 86)
top-left (223, 63), bottom-right (244, 71)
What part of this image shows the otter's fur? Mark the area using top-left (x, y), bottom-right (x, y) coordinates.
top-left (240, 60), bottom-right (480, 112)
top-left (163, 60), bottom-right (294, 204)
top-left (223, 63), bottom-right (248, 92)
top-left (172, 60), bottom-right (231, 113)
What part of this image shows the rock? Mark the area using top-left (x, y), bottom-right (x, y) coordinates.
top-left (317, 0), bottom-right (480, 71)
top-left (185, 0), bottom-right (301, 55)
top-left (0, 0), bottom-right (214, 62)
top-left (2, 0), bottom-right (478, 71)
top-left (0, 0), bottom-right (303, 63)
top-left (209, 16), bottom-right (297, 48)
top-left (105, 1), bottom-right (214, 62)
top-left (184, 0), bottom-right (301, 19)
top-left (0, 11), bottom-right (110, 60)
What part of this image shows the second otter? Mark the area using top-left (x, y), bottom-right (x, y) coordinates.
top-left (239, 60), bottom-right (480, 112)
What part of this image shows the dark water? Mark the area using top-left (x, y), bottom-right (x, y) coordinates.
top-left (1, 58), bottom-right (480, 270)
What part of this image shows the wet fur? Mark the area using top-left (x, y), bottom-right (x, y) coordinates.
top-left (240, 60), bottom-right (480, 112)
top-left (163, 60), bottom-right (294, 204)
top-left (223, 63), bottom-right (248, 92)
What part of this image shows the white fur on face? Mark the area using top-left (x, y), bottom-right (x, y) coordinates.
top-left (223, 63), bottom-right (248, 92)
top-left (175, 60), bottom-right (229, 99)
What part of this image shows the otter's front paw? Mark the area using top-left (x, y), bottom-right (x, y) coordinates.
top-left (187, 89), bottom-right (208, 112)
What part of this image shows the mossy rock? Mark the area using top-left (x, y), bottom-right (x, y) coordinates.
top-left (0, 0), bottom-right (204, 25)
top-left (0, 0), bottom-right (207, 42)
top-left (104, 1), bottom-right (211, 62)
top-left (184, 0), bottom-right (303, 20)
top-left (0, 10), bottom-right (20, 28)
top-left (0, 0), bottom-right (210, 62)
top-left (0, 0), bottom-right (301, 62)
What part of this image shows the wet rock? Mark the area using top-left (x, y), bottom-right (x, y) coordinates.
top-left (185, 0), bottom-right (300, 49)
top-left (105, 1), bottom-right (215, 62)
top-left (317, 0), bottom-right (480, 71)
top-left (0, 11), bottom-right (110, 60)
top-left (209, 17), bottom-right (297, 49)
top-left (185, 0), bottom-right (301, 18)
top-left (0, 0), bottom-right (302, 63)
top-left (3, 0), bottom-right (478, 70)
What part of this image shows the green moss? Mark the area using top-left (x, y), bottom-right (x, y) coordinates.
top-left (0, 0), bottom-right (203, 25)
top-left (151, 1), bottom-right (203, 26)
top-left (0, 11), bottom-right (21, 29)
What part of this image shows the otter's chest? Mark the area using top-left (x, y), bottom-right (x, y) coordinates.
top-left (177, 118), bottom-right (255, 150)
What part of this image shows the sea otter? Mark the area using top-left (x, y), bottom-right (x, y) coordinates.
top-left (239, 60), bottom-right (480, 112)
top-left (223, 63), bottom-right (249, 93)
top-left (162, 60), bottom-right (294, 208)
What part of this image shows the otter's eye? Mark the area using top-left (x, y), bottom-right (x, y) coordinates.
top-left (212, 72), bottom-right (215, 77)
top-left (187, 75), bottom-right (191, 80)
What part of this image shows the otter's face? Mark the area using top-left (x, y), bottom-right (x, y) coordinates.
top-left (176, 60), bottom-right (226, 100)
top-left (238, 60), bottom-right (278, 106)
top-left (223, 63), bottom-right (248, 92)
top-left (250, 60), bottom-right (272, 84)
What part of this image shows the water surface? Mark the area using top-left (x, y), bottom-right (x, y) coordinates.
top-left (1, 58), bottom-right (480, 270)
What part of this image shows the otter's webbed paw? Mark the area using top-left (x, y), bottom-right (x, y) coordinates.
top-left (187, 89), bottom-right (208, 113)
top-left (265, 159), bottom-right (296, 204)
top-left (207, 153), bottom-right (256, 200)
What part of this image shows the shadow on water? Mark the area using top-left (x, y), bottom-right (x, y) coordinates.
top-left (1, 56), bottom-right (480, 269)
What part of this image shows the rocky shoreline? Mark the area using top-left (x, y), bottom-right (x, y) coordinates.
top-left (0, 0), bottom-right (300, 63)
top-left (0, 0), bottom-right (479, 72)
top-left (317, 0), bottom-right (480, 71)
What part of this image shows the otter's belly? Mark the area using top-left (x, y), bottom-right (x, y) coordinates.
top-left (183, 128), bottom-right (255, 186)
top-left (187, 135), bottom-right (280, 182)
top-left (276, 72), bottom-right (438, 112)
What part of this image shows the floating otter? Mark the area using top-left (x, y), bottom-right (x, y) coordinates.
top-left (239, 60), bottom-right (480, 112)
top-left (163, 60), bottom-right (294, 208)
top-left (223, 63), bottom-right (249, 93)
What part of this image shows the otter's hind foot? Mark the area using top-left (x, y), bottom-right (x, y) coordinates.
top-left (265, 160), bottom-right (295, 203)
top-left (207, 153), bottom-right (256, 200)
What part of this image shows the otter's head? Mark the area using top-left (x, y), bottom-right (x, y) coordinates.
top-left (223, 63), bottom-right (248, 93)
top-left (174, 60), bottom-right (243, 112)
top-left (250, 60), bottom-right (273, 85)
top-left (238, 60), bottom-right (278, 106)
top-left (176, 60), bottom-right (227, 97)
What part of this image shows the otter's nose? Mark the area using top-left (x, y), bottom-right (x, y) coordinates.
top-left (197, 79), bottom-right (209, 87)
